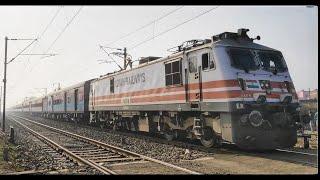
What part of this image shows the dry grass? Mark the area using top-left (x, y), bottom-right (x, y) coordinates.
top-left (0, 135), bottom-right (23, 174)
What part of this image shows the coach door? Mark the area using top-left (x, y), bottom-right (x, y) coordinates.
top-left (74, 89), bottom-right (78, 111)
top-left (50, 96), bottom-right (54, 112)
top-left (64, 92), bottom-right (67, 112)
top-left (187, 53), bottom-right (203, 108)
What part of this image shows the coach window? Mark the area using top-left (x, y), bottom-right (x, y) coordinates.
top-left (110, 78), bottom-right (114, 94)
top-left (165, 60), bottom-right (182, 86)
top-left (202, 52), bottom-right (215, 71)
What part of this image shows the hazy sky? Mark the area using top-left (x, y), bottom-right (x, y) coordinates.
top-left (0, 5), bottom-right (318, 107)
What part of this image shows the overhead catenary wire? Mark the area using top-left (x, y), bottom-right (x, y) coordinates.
top-left (28, 6), bottom-right (83, 73)
top-left (26, 6), bottom-right (64, 67)
top-left (129, 6), bottom-right (220, 51)
top-left (7, 7), bottom-right (64, 93)
top-left (43, 6), bottom-right (83, 55)
top-left (8, 6), bottom-right (83, 96)
top-left (99, 45), bottom-right (123, 70)
top-left (106, 6), bottom-right (184, 46)
top-left (62, 6), bottom-right (192, 81)
top-left (7, 39), bottom-right (38, 64)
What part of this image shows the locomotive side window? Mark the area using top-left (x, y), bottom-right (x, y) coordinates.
top-left (165, 60), bottom-right (182, 86)
top-left (110, 78), bottom-right (114, 94)
top-left (202, 53), bottom-right (215, 70)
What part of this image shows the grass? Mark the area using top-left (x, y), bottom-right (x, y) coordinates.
top-left (0, 135), bottom-right (24, 174)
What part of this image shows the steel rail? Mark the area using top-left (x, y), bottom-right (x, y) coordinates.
top-left (10, 114), bottom-right (201, 175)
top-left (8, 116), bottom-right (116, 175)
top-left (276, 149), bottom-right (318, 156)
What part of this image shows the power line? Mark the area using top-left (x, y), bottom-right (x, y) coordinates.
top-left (28, 6), bottom-right (83, 73)
top-left (129, 6), bottom-right (220, 51)
top-left (7, 7), bottom-right (63, 93)
top-left (106, 6), bottom-right (184, 46)
top-left (26, 6), bottom-right (63, 68)
top-left (99, 45), bottom-right (123, 70)
top-left (44, 6), bottom-right (83, 54)
top-left (8, 7), bottom-right (82, 93)
top-left (7, 39), bottom-right (38, 64)
top-left (39, 6), bottom-right (64, 40)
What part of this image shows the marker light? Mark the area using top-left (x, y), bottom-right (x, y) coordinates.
top-left (249, 110), bottom-right (263, 127)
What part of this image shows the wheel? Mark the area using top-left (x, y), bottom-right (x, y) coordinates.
top-left (164, 130), bottom-right (175, 141)
top-left (200, 127), bottom-right (216, 148)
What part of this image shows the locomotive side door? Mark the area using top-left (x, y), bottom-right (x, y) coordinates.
top-left (187, 52), bottom-right (203, 108)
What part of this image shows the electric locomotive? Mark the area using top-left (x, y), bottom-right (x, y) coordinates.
top-left (88, 28), bottom-right (300, 150)
top-left (10, 28), bottom-right (300, 150)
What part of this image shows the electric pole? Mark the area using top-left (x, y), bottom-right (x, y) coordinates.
top-left (3, 37), bottom-right (8, 132)
top-left (2, 37), bottom-right (56, 132)
top-left (0, 86), bottom-right (2, 123)
top-left (123, 47), bottom-right (127, 70)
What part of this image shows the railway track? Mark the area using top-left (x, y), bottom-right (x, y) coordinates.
top-left (10, 113), bottom-right (318, 170)
top-left (8, 115), bottom-right (201, 175)
top-left (275, 149), bottom-right (317, 156)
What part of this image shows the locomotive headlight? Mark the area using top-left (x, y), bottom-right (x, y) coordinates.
top-left (249, 110), bottom-right (263, 127)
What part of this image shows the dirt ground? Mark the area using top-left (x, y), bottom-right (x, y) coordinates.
top-left (177, 153), bottom-right (317, 174)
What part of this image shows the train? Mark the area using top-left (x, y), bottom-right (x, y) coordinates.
top-left (10, 28), bottom-right (301, 150)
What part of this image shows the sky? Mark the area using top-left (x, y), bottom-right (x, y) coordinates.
top-left (0, 5), bottom-right (318, 107)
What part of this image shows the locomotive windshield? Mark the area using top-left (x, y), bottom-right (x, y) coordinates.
top-left (228, 48), bottom-right (259, 72)
top-left (257, 51), bottom-right (288, 73)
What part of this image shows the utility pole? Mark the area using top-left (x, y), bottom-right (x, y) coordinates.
top-left (2, 37), bottom-right (8, 132)
top-left (99, 45), bottom-right (132, 71)
top-left (0, 86), bottom-right (2, 123)
top-left (2, 37), bottom-right (56, 132)
top-left (123, 47), bottom-right (127, 70)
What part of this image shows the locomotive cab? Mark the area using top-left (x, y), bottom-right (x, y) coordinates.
top-left (207, 29), bottom-right (299, 149)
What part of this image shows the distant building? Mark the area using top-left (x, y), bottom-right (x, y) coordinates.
top-left (297, 89), bottom-right (318, 101)
top-left (310, 89), bottom-right (318, 100)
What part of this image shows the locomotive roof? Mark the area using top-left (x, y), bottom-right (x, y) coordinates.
top-left (45, 81), bottom-right (86, 97)
top-left (93, 39), bottom-right (279, 82)
top-left (93, 43), bottom-right (212, 82)
top-left (213, 38), bottom-right (279, 52)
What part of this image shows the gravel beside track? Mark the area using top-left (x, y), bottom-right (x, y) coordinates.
top-left (3, 116), bottom-right (100, 174)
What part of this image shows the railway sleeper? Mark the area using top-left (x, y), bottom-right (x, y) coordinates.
top-left (93, 157), bottom-right (141, 163)
top-left (86, 155), bottom-right (123, 160)
top-left (87, 155), bottom-right (125, 161)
